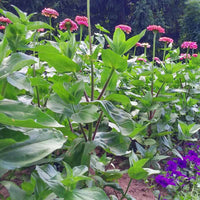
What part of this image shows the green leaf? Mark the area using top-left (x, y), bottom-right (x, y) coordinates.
top-left (94, 131), bottom-right (130, 156)
top-left (0, 99), bottom-right (63, 128)
top-left (7, 72), bottom-right (33, 94)
top-left (129, 123), bottom-right (149, 138)
top-left (105, 94), bottom-right (131, 106)
top-left (95, 24), bottom-right (110, 33)
top-left (95, 100), bottom-right (134, 136)
top-left (64, 187), bottom-right (109, 200)
top-left (102, 49), bottom-right (127, 72)
top-left (124, 29), bottom-right (146, 54)
top-left (128, 159), bottom-right (149, 180)
top-left (0, 37), bottom-right (9, 64)
top-left (0, 9), bottom-right (21, 23)
top-left (27, 21), bottom-right (53, 30)
top-left (0, 53), bottom-right (37, 79)
top-left (71, 104), bottom-right (100, 123)
top-left (190, 124), bottom-right (200, 134)
top-left (37, 45), bottom-right (80, 73)
top-left (0, 129), bottom-right (66, 170)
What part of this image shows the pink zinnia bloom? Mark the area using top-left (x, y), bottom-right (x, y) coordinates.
top-left (136, 42), bottom-right (142, 47)
top-left (41, 8), bottom-right (59, 19)
top-left (192, 54), bottom-right (198, 57)
top-left (147, 25), bottom-right (165, 33)
top-left (37, 28), bottom-right (45, 32)
top-left (0, 25), bottom-right (5, 30)
top-left (181, 41), bottom-right (198, 49)
top-left (159, 37), bottom-right (173, 43)
top-left (141, 43), bottom-right (151, 48)
top-left (115, 24), bottom-right (132, 34)
top-left (180, 53), bottom-right (191, 60)
top-left (0, 16), bottom-right (12, 24)
top-left (137, 58), bottom-right (147, 62)
top-left (75, 16), bottom-right (88, 27)
top-left (154, 57), bottom-right (161, 64)
top-left (59, 18), bottom-right (78, 32)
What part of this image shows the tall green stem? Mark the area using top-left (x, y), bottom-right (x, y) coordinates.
top-left (80, 25), bottom-right (83, 41)
top-left (97, 67), bottom-right (115, 100)
top-left (87, 0), bottom-right (94, 101)
top-left (133, 46), bottom-right (137, 57)
top-left (186, 47), bottom-right (190, 64)
top-left (49, 17), bottom-right (52, 40)
top-left (163, 42), bottom-right (167, 61)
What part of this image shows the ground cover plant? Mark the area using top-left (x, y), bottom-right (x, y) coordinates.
top-left (0, 1), bottom-right (199, 199)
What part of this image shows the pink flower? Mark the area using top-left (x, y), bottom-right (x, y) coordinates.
top-left (181, 41), bottom-right (198, 49)
top-left (0, 16), bottom-right (12, 24)
top-left (159, 37), bottom-right (173, 43)
top-left (192, 54), bottom-right (198, 57)
top-left (141, 43), bottom-right (151, 48)
top-left (37, 28), bottom-right (45, 32)
top-left (180, 53), bottom-right (191, 60)
top-left (147, 25), bottom-right (165, 33)
top-left (41, 8), bottom-right (59, 18)
top-left (59, 18), bottom-right (78, 32)
top-left (115, 24), bottom-right (132, 34)
top-left (75, 16), bottom-right (88, 27)
top-left (136, 42), bottom-right (142, 47)
top-left (137, 58), bottom-right (147, 62)
top-left (0, 25), bottom-right (5, 30)
top-left (154, 57), bottom-right (161, 64)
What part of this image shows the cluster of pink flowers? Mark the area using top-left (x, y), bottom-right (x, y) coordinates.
top-left (0, 16), bottom-right (12, 24)
top-left (159, 37), bottom-right (173, 43)
top-left (0, 26), bottom-right (5, 30)
top-left (147, 25), bottom-right (165, 33)
top-left (59, 18), bottom-right (78, 32)
top-left (75, 16), bottom-right (88, 27)
top-left (180, 53), bottom-right (191, 60)
top-left (115, 24), bottom-right (132, 34)
top-left (41, 8), bottom-right (59, 18)
top-left (181, 41), bottom-right (198, 49)
top-left (137, 58), bottom-right (147, 62)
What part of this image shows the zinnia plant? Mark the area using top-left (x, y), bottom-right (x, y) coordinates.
top-left (75, 16), bottom-right (88, 41)
top-left (115, 24), bottom-right (132, 34)
top-left (159, 37), bottom-right (174, 61)
top-left (59, 18), bottom-right (78, 32)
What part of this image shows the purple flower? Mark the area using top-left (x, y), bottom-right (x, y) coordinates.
top-left (188, 150), bottom-right (198, 157)
top-left (171, 170), bottom-right (187, 178)
top-left (166, 160), bottom-right (177, 171)
top-left (155, 175), bottom-right (176, 188)
top-left (176, 158), bottom-right (187, 169)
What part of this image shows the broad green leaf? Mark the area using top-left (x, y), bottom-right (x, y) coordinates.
top-left (0, 53), bottom-right (37, 79)
top-left (27, 21), bottom-right (53, 30)
top-left (95, 100), bottom-right (134, 136)
top-left (0, 37), bottom-right (9, 64)
top-left (30, 77), bottom-right (49, 87)
top-left (128, 159), bottom-right (149, 180)
top-left (71, 104), bottom-right (100, 123)
top-left (64, 187), bottom-right (109, 200)
top-left (94, 131), bottom-right (130, 156)
top-left (112, 28), bottom-right (126, 54)
top-left (105, 94), bottom-right (131, 106)
top-left (11, 5), bottom-right (29, 23)
top-left (0, 99), bottom-right (63, 128)
top-left (0, 129), bottom-right (66, 170)
top-left (7, 72), bottom-right (33, 94)
top-left (129, 123), bottom-right (149, 138)
top-left (102, 49), bottom-right (127, 72)
top-left (1, 181), bottom-right (30, 200)
top-left (190, 124), bottom-right (200, 134)
top-left (124, 29), bottom-right (146, 54)
top-left (37, 45), bottom-right (80, 73)
top-left (100, 169), bottom-right (124, 182)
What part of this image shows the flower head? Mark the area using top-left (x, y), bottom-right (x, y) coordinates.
top-left (136, 42), bottom-right (142, 47)
top-left (192, 54), bottom-right (198, 57)
top-left (166, 160), bottom-right (177, 172)
top-left (37, 28), bottom-right (45, 32)
top-left (159, 37), bottom-right (173, 43)
top-left (137, 58), bottom-right (147, 62)
top-left (141, 43), bottom-right (151, 48)
top-left (147, 25), bottom-right (165, 33)
top-left (181, 41), bottom-right (198, 49)
top-left (41, 8), bottom-right (59, 18)
top-left (155, 175), bottom-right (176, 188)
top-left (0, 16), bottom-right (12, 24)
top-left (59, 18), bottom-right (78, 32)
top-left (0, 25), bottom-right (5, 30)
top-left (180, 53), bottom-right (191, 60)
top-left (115, 24), bottom-right (132, 34)
top-left (75, 16), bottom-right (88, 27)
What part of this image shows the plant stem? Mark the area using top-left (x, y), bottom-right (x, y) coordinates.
top-left (68, 118), bottom-right (74, 133)
top-left (33, 65), bottom-right (40, 107)
top-left (49, 17), bottom-right (52, 40)
top-left (120, 178), bottom-right (133, 200)
top-left (133, 46), bottom-right (137, 57)
top-left (80, 25), bottom-right (83, 41)
top-left (1, 79), bottom-right (7, 97)
top-left (92, 111), bottom-right (103, 140)
top-left (97, 67), bottom-right (115, 100)
top-left (87, 0), bottom-right (94, 101)
top-left (79, 124), bottom-right (88, 141)
top-left (163, 42), bottom-right (167, 61)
